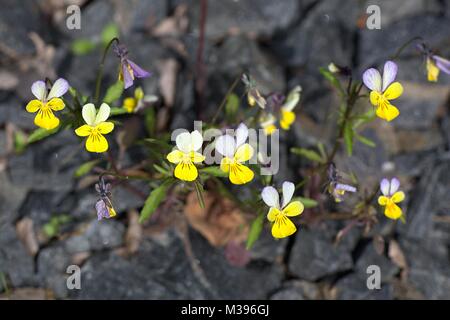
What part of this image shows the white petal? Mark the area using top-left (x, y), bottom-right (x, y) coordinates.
top-left (380, 178), bottom-right (390, 196)
top-left (175, 131), bottom-right (192, 153)
top-left (235, 123), bottom-right (248, 147)
top-left (95, 103), bottom-right (111, 124)
top-left (282, 181), bottom-right (295, 208)
top-left (190, 130), bottom-right (203, 151)
top-left (362, 68), bottom-right (382, 92)
top-left (261, 186), bottom-right (280, 209)
top-left (282, 86), bottom-right (302, 111)
top-left (82, 103), bottom-right (97, 126)
top-left (31, 80), bottom-right (47, 101)
top-left (47, 78), bottom-right (69, 100)
top-left (382, 61), bottom-right (398, 91)
top-left (389, 178), bottom-right (400, 195)
top-left (215, 135), bottom-right (235, 158)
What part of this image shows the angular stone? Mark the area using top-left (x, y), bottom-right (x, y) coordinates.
top-left (334, 273), bottom-right (394, 300)
top-left (270, 280), bottom-right (321, 300)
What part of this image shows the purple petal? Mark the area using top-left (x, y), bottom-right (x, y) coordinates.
top-left (47, 78), bottom-right (69, 100)
top-left (380, 178), bottom-right (390, 196)
top-left (389, 178), bottom-right (400, 195)
top-left (31, 80), bottom-right (47, 100)
top-left (362, 68), bottom-right (382, 92)
top-left (335, 183), bottom-right (356, 193)
top-left (127, 59), bottom-right (151, 78)
top-left (95, 200), bottom-right (108, 220)
top-left (382, 61), bottom-right (398, 91)
top-left (122, 63), bottom-right (134, 89)
top-left (434, 55), bottom-right (450, 75)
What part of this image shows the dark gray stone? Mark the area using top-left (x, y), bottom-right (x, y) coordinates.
top-left (355, 243), bottom-right (399, 283)
top-left (0, 172), bottom-right (28, 225)
top-left (270, 280), bottom-right (321, 300)
top-left (334, 273), bottom-right (394, 300)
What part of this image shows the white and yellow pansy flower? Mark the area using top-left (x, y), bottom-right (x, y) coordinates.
top-left (75, 103), bottom-right (115, 153)
top-left (378, 177), bottom-right (405, 220)
top-left (280, 85), bottom-right (301, 130)
top-left (262, 181), bottom-right (304, 239)
top-left (122, 87), bottom-right (158, 113)
top-left (215, 123), bottom-right (254, 185)
top-left (167, 130), bottom-right (205, 182)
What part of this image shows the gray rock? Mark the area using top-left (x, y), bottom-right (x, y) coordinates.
top-left (84, 219), bottom-right (125, 251)
top-left (270, 280), bottom-right (321, 300)
top-left (250, 225), bottom-right (288, 263)
top-left (0, 96), bottom-right (36, 130)
top-left (355, 243), bottom-right (399, 283)
top-left (0, 172), bottom-right (28, 225)
top-left (288, 228), bottom-right (353, 281)
top-left (334, 273), bottom-right (394, 300)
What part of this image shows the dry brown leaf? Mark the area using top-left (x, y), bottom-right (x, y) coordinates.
top-left (0, 70), bottom-right (19, 90)
top-left (152, 4), bottom-right (189, 37)
top-left (15, 218), bottom-right (39, 257)
top-left (184, 191), bottom-right (248, 247)
top-left (157, 58), bottom-right (178, 107)
top-left (388, 239), bottom-right (408, 279)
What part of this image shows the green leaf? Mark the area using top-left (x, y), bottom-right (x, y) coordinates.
top-left (246, 213), bottom-right (264, 249)
top-left (291, 147), bottom-right (325, 164)
top-left (194, 181), bottom-right (205, 209)
top-left (225, 93), bottom-right (239, 121)
top-left (14, 130), bottom-right (27, 153)
top-left (344, 123), bottom-right (354, 156)
top-left (71, 39), bottom-right (96, 55)
top-left (145, 107), bottom-right (156, 136)
top-left (153, 163), bottom-right (169, 175)
top-left (199, 166), bottom-right (228, 178)
top-left (319, 67), bottom-right (343, 94)
top-left (103, 81), bottom-right (124, 104)
top-left (101, 23), bottom-right (119, 46)
top-left (294, 197), bottom-right (318, 208)
top-left (110, 107), bottom-right (128, 116)
top-left (139, 179), bottom-right (174, 223)
top-left (355, 134), bottom-right (376, 148)
top-left (27, 127), bottom-right (59, 144)
top-left (74, 159), bottom-right (101, 177)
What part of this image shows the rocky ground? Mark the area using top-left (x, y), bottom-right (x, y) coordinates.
top-left (0, 0), bottom-right (450, 299)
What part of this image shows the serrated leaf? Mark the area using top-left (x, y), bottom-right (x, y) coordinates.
top-left (355, 134), bottom-right (376, 148)
top-left (290, 147), bottom-right (325, 164)
top-left (71, 39), bottom-right (96, 55)
top-left (139, 179), bottom-right (174, 223)
top-left (103, 81), bottom-right (124, 104)
top-left (199, 166), bottom-right (228, 178)
top-left (74, 159), bottom-right (101, 177)
top-left (27, 127), bottom-right (59, 144)
top-left (246, 213), bottom-right (264, 249)
top-left (101, 23), bottom-right (119, 46)
top-left (344, 123), bottom-right (354, 156)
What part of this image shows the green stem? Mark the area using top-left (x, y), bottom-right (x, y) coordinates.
top-left (94, 37), bottom-right (119, 105)
top-left (211, 73), bottom-right (243, 124)
top-left (390, 36), bottom-right (423, 60)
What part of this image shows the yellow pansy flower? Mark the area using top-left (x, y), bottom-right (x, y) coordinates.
top-left (25, 78), bottom-right (69, 130)
top-left (122, 87), bottom-right (158, 113)
top-left (378, 178), bottom-right (405, 220)
top-left (362, 61), bottom-right (403, 122)
top-left (215, 123), bottom-right (254, 185)
top-left (167, 130), bottom-right (205, 182)
top-left (262, 181), bottom-right (304, 239)
top-left (279, 86), bottom-right (301, 130)
top-left (75, 103), bottom-right (115, 153)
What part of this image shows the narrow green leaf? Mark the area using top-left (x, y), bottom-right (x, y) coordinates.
top-left (355, 134), bottom-right (376, 148)
top-left (139, 179), bottom-right (174, 223)
top-left (246, 213), bottom-right (265, 249)
top-left (71, 39), bottom-right (96, 55)
top-left (153, 163), bottom-right (169, 175)
top-left (27, 127), bottom-right (59, 144)
top-left (199, 166), bottom-right (228, 178)
top-left (290, 147), bottom-right (325, 164)
top-left (344, 123), bottom-right (354, 156)
top-left (110, 107), bottom-right (128, 116)
top-left (14, 130), bottom-right (27, 153)
top-left (103, 81), bottom-right (124, 104)
top-left (101, 23), bottom-right (119, 46)
top-left (194, 181), bottom-right (205, 209)
top-left (225, 93), bottom-right (239, 120)
top-left (74, 159), bottom-right (101, 177)
top-left (145, 107), bottom-right (156, 136)
top-left (293, 197), bottom-right (318, 208)
top-left (319, 67), bottom-right (343, 94)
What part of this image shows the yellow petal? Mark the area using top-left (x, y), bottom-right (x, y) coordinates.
top-left (108, 206), bottom-right (117, 217)
top-left (376, 103), bottom-right (399, 122)
top-left (263, 124), bottom-right (277, 136)
top-left (123, 97), bottom-right (137, 113)
top-left (384, 202), bottom-right (402, 220)
top-left (282, 201), bottom-right (304, 217)
top-left (96, 122), bottom-right (114, 134)
top-left (47, 98), bottom-right (65, 111)
top-left (220, 157), bottom-right (232, 173)
top-left (190, 151), bottom-right (205, 163)
top-left (427, 58), bottom-right (439, 82)
top-left (384, 82), bottom-right (403, 100)
top-left (174, 162), bottom-right (198, 181)
top-left (86, 132), bottom-right (109, 153)
top-left (378, 195), bottom-right (388, 206)
top-left (391, 191), bottom-right (405, 203)
top-left (34, 109), bottom-right (59, 130)
top-left (271, 216), bottom-right (297, 239)
top-left (26, 99), bottom-right (42, 113)
top-left (280, 110), bottom-right (296, 130)
top-left (167, 150), bottom-right (184, 164)
top-left (229, 163), bottom-right (254, 185)
top-left (234, 143), bottom-right (254, 162)
top-left (75, 124), bottom-right (92, 137)
top-left (267, 207), bottom-right (281, 222)
top-left (369, 91), bottom-right (381, 107)
top-left (135, 87), bottom-right (144, 100)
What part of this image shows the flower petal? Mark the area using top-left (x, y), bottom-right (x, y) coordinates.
top-left (282, 86), bottom-right (301, 111)
top-left (215, 134), bottom-right (235, 158)
top-left (190, 151), bottom-right (205, 163)
top-left (427, 58), bottom-right (440, 82)
top-left (380, 178), bottom-right (390, 196)
top-left (190, 130), bottom-right (203, 151)
top-left (384, 202), bottom-right (402, 220)
top-left (378, 195), bottom-right (388, 206)
top-left (82, 103), bottom-right (97, 126)
top-left (434, 55), bottom-right (450, 74)
top-left (235, 123), bottom-right (249, 147)
top-left (391, 191), bottom-right (405, 203)
top-left (34, 109), bottom-right (59, 130)
top-left (362, 68), bottom-right (382, 92)
top-left (95, 103), bottom-right (111, 124)
top-left (122, 63), bottom-right (134, 89)
top-left (175, 131), bottom-right (191, 153)
top-left (123, 97), bottom-right (137, 113)
top-left (280, 110), bottom-right (295, 130)
top-left (174, 162), bottom-right (198, 181)
top-left (97, 121), bottom-right (114, 134)
top-left (384, 82), bottom-right (403, 100)
top-left (75, 124), bottom-right (92, 137)
top-left (369, 91), bottom-right (381, 107)
top-left (271, 216), bottom-right (297, 239)
top-left (376, 103), bottom-right (399, 122)
top-left (26, 99), bottom-right (42, 113)
top-left (31, 80), bottom-right (47, 101)
top-left (47, 98), bottom-right (65, 111)
top-left (234, 143), bottom-right (253, 163)
top-left (229, 163), bottom-right (254, 185)
top-left (261, 186), bottom-right (279, 208)
top-left (86, 132), bottom-right (108, 153)
top-left (281, 181), bottom-right (295, 208)
top-left (127, 59), bottom-right (151, 78)
top-left (47, 78), bottom-right (69, 100)
top-left (283, 201), bottom-right (304, 217)
top-left (389, 178), bottom-right (400, 195)
top-left (167, 150), bottom-right (184, 164)
top-left (382, 61), bottom-right (398, 91)
top-left (267, 207), bottom-right (281, 222)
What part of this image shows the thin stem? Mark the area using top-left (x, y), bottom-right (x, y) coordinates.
top-left (94, 37), bottom-right (119, 105)
top-left (211, 73), bottom-right (242, 124)
top-left (390, 36), bottom-right (423, 60)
